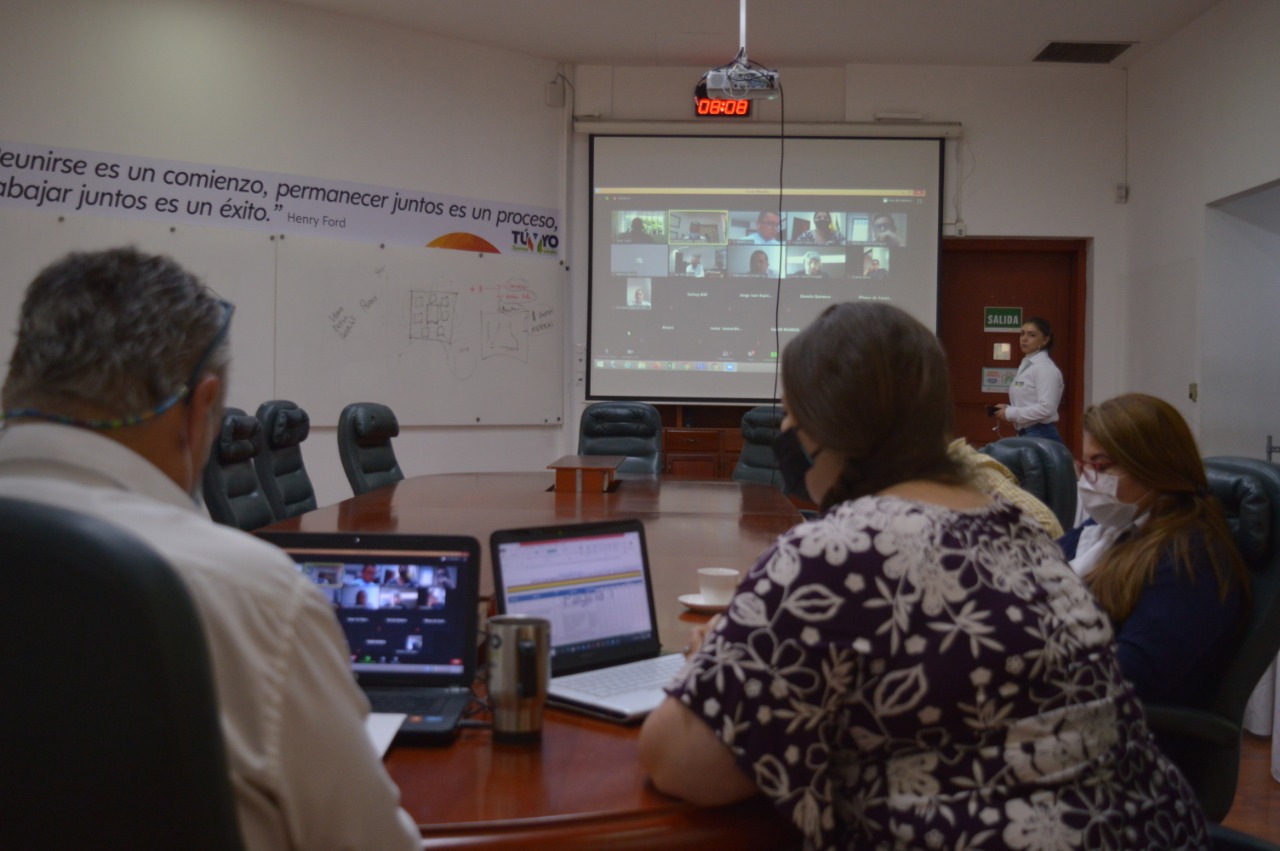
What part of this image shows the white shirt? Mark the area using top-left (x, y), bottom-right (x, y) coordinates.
top-left (1006, 349), bottom-right (1064, 427)
top-left (1068, 522), bottom-right (1126, 577)
top-left (1069, 513), bottom-right (1148, 577)
top-left (690, 262), bottom-right (705, 278)
top-left (0, 424), bottom-right (422, 851)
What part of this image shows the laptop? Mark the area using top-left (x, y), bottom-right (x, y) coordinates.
top-left (257, 530), bottom-right (481, 745)
top-left (490, 519), bottom-right (688, 723)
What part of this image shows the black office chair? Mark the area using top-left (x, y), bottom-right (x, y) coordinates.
top-left (202, 407), bottom-right (276, 531)
top-left (0, 497), bottom-right (244, 851)
top-left (253, 399), bottom-right (318, 519)
top-left (338, 402), bottom-right (405, 496)
top-left (1140, 456), bottom-right (1280, 822)
top-left (977, 436), bottom-right (1077, 531)
top-left (732, 404), bottom-right (784, 488)
top-left (577, 401), bottom-right (664, 474)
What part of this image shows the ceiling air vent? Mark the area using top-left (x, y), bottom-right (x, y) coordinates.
top-left (1033, 41), bottom-right (1135, 64)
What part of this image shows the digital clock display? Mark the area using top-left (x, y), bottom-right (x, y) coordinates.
top-left (694, 97), bottom-right (751, 117)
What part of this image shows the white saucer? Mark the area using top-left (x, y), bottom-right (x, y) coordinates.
top-left (678, 593), bottom-right (729, 615)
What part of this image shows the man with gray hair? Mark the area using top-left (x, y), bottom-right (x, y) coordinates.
top-left (0, 248), bottom-right (421, 851)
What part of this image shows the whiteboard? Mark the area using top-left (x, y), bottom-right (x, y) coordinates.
top-left (0, 210), bottom-right (278, 410)
top-left (274, 235), bottom-right (564, 426)
top-left (0, 210), bottom-right (565, 427)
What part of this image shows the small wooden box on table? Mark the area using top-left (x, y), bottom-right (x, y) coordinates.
top-left (547, 455), bottom-right (627, 493)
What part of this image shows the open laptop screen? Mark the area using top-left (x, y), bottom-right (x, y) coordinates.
top-left (491, 520), bottom-right (662, 675)
top-left (258, 532), bottom-right (479, 684)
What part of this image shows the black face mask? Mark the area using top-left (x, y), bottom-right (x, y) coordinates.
top-left (772, 428), bottom-right (821, 502)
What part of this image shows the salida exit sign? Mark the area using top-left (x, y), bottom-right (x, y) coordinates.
top-left (984, 306), bottom-right (1022, 332)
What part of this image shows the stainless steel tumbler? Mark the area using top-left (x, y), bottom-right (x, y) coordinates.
top-left (487, 614), bottom-right (551, 744)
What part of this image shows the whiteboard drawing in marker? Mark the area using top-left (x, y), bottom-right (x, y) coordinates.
top-left (409, 288), bottom-right (478, 379)
top-left (409, 290), bottom-right (456, 343)
top-left (473, 278), bottom-right (553, 363)
top-left (450, 341), bottom-right (478, 380)
top-left (482, 310), bottom-right (528, 362)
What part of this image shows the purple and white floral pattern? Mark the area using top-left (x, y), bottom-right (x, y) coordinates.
top-left (670, 496), bottom-right (1209, 850)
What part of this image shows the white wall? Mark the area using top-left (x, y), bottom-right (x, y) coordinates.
top-left (1125, 0), bottom-right (1280, 443)
top-left (1203, 190), bottom-right (1280, 457)
top-left (0, 0), bottom-right (572, 507)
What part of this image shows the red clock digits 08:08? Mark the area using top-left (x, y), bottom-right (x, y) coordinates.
top-left (694, 97), bottom-right (751, 117)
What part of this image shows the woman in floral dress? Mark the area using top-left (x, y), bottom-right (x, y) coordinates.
top-left (639, 302), bottom-right (1208, 851)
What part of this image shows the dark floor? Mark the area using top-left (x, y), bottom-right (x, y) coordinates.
top-left (1221, 733), bottom-right (1280, 843)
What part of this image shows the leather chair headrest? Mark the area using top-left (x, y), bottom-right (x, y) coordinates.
top-left (581, 403), bottom-right (660, 438)
top-left (352, 405), bottom-right (400, 445)
top-left (1207, 467), bottom-right (1271, 566)
top-left (269, 407), bottom-right (310, 449)
top-left (217, 413), bottom-right (260, 464)
top-left (741, 406), bottom-right (783, 445)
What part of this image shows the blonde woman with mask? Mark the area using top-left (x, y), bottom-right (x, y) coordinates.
top-left (1059, 393), bottom-right (1249, 707)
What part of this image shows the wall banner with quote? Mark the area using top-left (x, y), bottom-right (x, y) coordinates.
top-left (0, 140), bottom-right (559, 258)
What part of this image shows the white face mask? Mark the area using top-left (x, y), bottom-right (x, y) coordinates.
top-left (1077, 472), bottom-right (1139, 528)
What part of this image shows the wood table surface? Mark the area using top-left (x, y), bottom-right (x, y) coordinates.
top-left (266, 472), bottom-right (804, 849)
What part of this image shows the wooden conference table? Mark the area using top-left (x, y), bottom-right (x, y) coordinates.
top-left (266, 472), bottom-right (804, 850)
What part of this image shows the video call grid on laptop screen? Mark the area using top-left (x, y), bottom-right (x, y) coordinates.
top-left (493, 524), bottom-right (660, 670)
top-left (281, 544), bottom-right (475, 678)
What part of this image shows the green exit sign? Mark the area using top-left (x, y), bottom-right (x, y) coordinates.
top-left (984, 306), bottom-right (1022, 332)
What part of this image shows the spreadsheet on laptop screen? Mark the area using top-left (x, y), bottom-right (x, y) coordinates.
top-left (495, 529), bottom-right (655, 654)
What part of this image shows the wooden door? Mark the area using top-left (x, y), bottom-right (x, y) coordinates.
top-left (938, 239), bottom-right (1086, 454)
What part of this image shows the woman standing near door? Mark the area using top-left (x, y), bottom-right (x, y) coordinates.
top-left (996, 316), bottom-right (1064, 443)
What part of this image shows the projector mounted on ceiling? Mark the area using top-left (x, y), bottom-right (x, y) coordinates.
top-left (696, 1), bottom-right (779, 101)
top-left (700, 48), bottom-right (780, 101)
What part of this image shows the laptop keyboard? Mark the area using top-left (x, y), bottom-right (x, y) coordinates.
top-left (556, 653), bottom-right (687, 698)
top-left (367, 690), bottom-right (453, 717)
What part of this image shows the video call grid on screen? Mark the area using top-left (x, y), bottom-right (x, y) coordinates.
top-left (589, 135), bottom-right (944, 401)
top-left (495, 529), bottom-right (655, 656)
top-left (294, 551), bottom-right (470, 675)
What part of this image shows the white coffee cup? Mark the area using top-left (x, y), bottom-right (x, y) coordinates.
top-left (697, 567), bottom-right (740, 606)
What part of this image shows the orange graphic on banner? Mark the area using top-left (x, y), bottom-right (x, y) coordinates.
top-left (427, 232), bottom-right (500, 253)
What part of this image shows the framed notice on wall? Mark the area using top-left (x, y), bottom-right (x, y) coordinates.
top-left (982, 367), bottom-right (1017, 393)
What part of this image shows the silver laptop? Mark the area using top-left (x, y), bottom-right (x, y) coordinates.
top-left (258, 530), bottom-right (481, 745)
top-left (490, 519), bottom-right (687, 722)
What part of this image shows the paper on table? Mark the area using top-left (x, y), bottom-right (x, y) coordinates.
top-left (365, 712), bottom-right (405, 757)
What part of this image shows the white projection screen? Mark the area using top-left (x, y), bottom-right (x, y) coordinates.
top-left (588, 134), bottom-right (943, 402)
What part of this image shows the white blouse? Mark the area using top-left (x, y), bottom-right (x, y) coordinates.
top-left (1006, 349), bottom-right (1064, 427)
